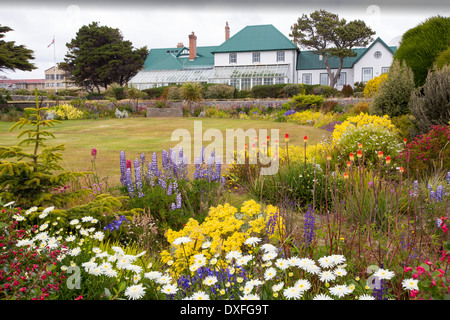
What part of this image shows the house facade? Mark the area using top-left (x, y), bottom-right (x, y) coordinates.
top-left (44, 66), bottom-right (80, 91)
top-left (130, 23), bottom-right (396, 91)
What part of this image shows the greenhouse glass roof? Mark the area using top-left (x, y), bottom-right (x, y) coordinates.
top-left (130, 64), bottom-right (290, 86)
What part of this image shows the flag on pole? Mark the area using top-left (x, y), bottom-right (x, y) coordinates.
top-left (47, 38), bottom-right (55, 48)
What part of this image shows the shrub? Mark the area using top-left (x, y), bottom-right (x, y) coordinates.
top-left (370, 59), bottom-right (415, 118)
top-left (409, 65), bottom-right (450, 134)
top-left (434, 47), bottom-right (450, 69)
top-left (288, 94), bottom-right (324, 111)
top-left (105, 83), bottom-right (127, 100)
top-left (353, 82), bottom-right (365, 93)
top-left (235, 89), bottom-right (252, 99)
top-left (286, 109), bottom-right (322, 125)
top-left (363, 73), bottom-right (388, 98)
top-left (348, 101), bottom-right (370, 114)
top-left (393, 15), bottom-right (450, 87)
top-left (251, 84), bottom-right (287, 98)
top-left (181, 82), bottom-right (203, 115)
top-left (332, 112), bottom-right (398, 143)
top-left (204, 84), bottom-right (235, 99)
top-left (397, 125), bottom-right (450, 174)
top-left (391, 114), bottom-right (418, 140)
top-left (340, 84), bottom-right (354, 97)
top-left (283, 84), bottom-right (305, 97)
top-left (333, 125), bottom-right (403, 169)
top-left (320, 100), bottom-right (339, 114)
top-left (310, 85), bottom-right (338, 97)
top-left (52, 104), bottom-right (85, 120)
top-left (165, 86), bottom-right (181, 101)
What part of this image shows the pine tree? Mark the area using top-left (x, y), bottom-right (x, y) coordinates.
top-left (0, 89), bottom-right (89, 207)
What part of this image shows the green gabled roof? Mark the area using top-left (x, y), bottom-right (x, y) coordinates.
top-left (212, 24), bottom-right (298, 53)
top-left (296, 37), bottom-right (397, 70)
top-left (143, 46), bottom-right (217, 70)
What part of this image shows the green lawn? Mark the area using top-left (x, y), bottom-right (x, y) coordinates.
top-left (0, 117), bottom-right (331, 186)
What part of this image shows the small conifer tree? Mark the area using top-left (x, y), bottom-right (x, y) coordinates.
top-left (0, 88), bottom-right (89, 206)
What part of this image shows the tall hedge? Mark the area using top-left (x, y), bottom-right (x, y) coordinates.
top-left (393, 16), bottom-right (450, 87)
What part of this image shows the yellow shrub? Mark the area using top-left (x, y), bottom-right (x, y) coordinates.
top-left (286, 110), bottom-right (322, 125)
top-left (53, 104), bottom-right (85, 120)
top-left (363, 73), bottom-right (388, 98)
top-left (332, 112), bottom-right (397, 144)
top-left (279, 143), bottom-right (326, 165)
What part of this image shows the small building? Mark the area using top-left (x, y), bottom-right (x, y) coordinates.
top-left (0, 76), bottom-right (45, 91)
top-left (44, 66), bottom-right (79, 91)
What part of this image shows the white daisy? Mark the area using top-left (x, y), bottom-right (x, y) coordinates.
top-left (244, 237), bottom-right (261, 247)
top-left (272, 282), bottom-right (284, 292)
top-left (156, 274), bottom-right (172, 285)
top-left (161, 283), bottom-right (178, 295)
top-left (124, 284), bottom-right (146, 300)
top-left (306, 264), bottom-right (321, 275)
top-left (240, 293), bottom-right (260, 300)
top-left (13, 214), bottom-right (25, 221)
top-left (25, 207), bottom-right (37, 215)
top-left (297, 258), bottom-right (316, 270)
top-left (69, 219), bottom-right (79, 225)
top-left (65, 235), bottom-right (76, 242)
top-left (203, 276), bottom-right (218, 286)
top-left (42, 206), bottom-right (54, 215)
top-left (319, 270), bottom-right (336, 283)
top-left (275, 258), bottom-right (290, 270)
top-left (329, 284), bottom-right (352, 298)
top-left (373, 268), bottom-right (395, 280)
top-left (172, 236), bottom-right (191, 246)
top-left (82, 261), bottom-right (98, 270)
top-left (236, 255), bottom-right (253, 266)
top-left (69, 247), bottom-right (81, 256)
top-left (191, 291), bottom-right (209, 300)
top-left (318, 256), bottom-right (335, 269)
top-left (295, 279), bottom-right (311, 293)
top-left (330, 254), bottom-right (346, 265)
top-left (247, 279), bottom-right (263, 286)
top-left (402, 278), bottom-right (419, 291)
top-left (313, 293), bottom-right (334, 300)
top-left (262, 252), bottom-right (277, 261)
top-left (88, 267), bottom-right (102, 276)
top-left (192, 253), bottom-right (206, 267)
top-left (35, 232), bottom-right (49, 241)
top-left (359, 294), bottom-right (375, 300)
top-left (144, 271), bottom-right (162, 281)
top-left (283, 286), bottom-right (302, 299)
top-left (264, 267), bottom-right (277, 281)
top-left (260, 243), bottom-right (278, 254)
top-left (288, 256), bottom-right (301, 267)
top-left (93, 231), bottom-right (104, 241)
top-left (225, 250), bottom-right (242, 261)
top-left (81, 216), bottom-right (93, 222)
top-left (201, 241), bottom-right (211, 249)
top-left (99, 262), bottom-right (113, 272)
top-left (334, 268), bottom-right (348, 277)
top-left (105, 269), bottom-right (118, 278)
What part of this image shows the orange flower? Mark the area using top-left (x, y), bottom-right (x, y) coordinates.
top-left (357, 150), bottom-right (362, 158)
top-left (344, 172), bottom-right (349, 179)
top-left (358, 143), bottom-right (363, 149)
top-left (304, 136), bottom-right (308, 143)
top-left (386, 156), bottom-right (391, 165)
top-left (285, 133), bottom-right (289, 142)
top-left (399, 167), bottom-right (404, 173)
top-left (349, 152), bottom-right (354, 161)
top-left (347, 160), bottom-right (351, 168)
top-left (326, 155), bottom-right (331, 161)
top-left (378, 151), bottom-right (384, 159)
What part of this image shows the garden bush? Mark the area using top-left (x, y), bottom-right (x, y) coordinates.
top-left (283, 84), bottom-right (305, 97)
top-left (397, 125), bottom-right (450, 175)
top-left (204, 84), bottom-right (235, 100)
top-left (340, 84), bottom-right (354, 98)
top-left (363, 73), bottom-right (388, 98)
top-left (251, 84), bottom-right (287, 98)
top-left (434, 46), bottom-right (450, 69)
top-left (288, 94), bottom-right (324, 111)
top-left (409, 65), bottom-right (450, 134)
top-left (370, 59), bottom-right (415, 118)
top-left (166, 86), bottom-right (182, 100)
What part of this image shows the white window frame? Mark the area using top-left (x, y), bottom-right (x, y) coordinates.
top-left (381, 67), bottom-right (390, 74)
top-left (337, 72), bottom-right (346, 87)
top-left (302, 73), bottom-right (312, 85)
top-left (276, 51), bottom-right (285, 62)
top-left (362, 68), bottom-right (373, 84)
top-left (252, 52), bottom-right (261, 63)
top-left (229, 53), bottom-right (237, 64)
top-left (319, 73), bottom-right (329, 86)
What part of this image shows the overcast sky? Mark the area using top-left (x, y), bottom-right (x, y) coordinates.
top-left (1, 0), bottom-right (448, 80)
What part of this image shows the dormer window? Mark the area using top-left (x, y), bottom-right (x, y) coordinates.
top-left (252, 52), bottom-right (261, 63)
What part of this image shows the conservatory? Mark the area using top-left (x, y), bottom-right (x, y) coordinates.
top-left (131, 64), bottom-right (290, 90)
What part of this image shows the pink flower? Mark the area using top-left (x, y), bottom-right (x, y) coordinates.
top-left (410, 290), bottom-right (419, 298)
top-left (91, 148), bottom-right (97, 157)
top-left (404, 267), bottom-right (412, 273)
top-left (417, 266), bottom-right (426, 274)
top-left (425, 259), bottom-right (432, 266)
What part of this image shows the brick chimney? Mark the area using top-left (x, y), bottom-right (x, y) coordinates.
top-left (177, 42), bottom-right (184, 48)
top-left (189, 32), bottom-right (197, 61)
top-left (225, 22), bottom-right (230, 41)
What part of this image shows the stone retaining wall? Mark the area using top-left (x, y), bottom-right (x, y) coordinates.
top-left (146, 106), bottom-right (183, 118)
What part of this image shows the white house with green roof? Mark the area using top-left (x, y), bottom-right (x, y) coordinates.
top-left (297, 37), bottom-right (396, 89)
top-left (130, 23), bottom-right (396, 91)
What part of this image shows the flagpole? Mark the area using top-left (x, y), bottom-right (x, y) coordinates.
top-left (53, 35), bottom-right (57, 95)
